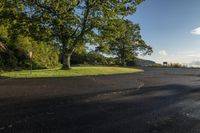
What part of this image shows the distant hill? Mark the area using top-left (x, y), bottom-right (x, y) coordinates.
top-left (135, 58), bottom-right (157, 66)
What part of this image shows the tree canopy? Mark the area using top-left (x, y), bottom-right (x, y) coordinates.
top-left (7, 0), bottom-right (144, 69)
top-left (0, 0), bottom-right (153, 70)
top-left (97, 20), bottom-right (153, 66)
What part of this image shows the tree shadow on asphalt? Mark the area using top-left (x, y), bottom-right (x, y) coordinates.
top-left (1, 84), bottom-right (200, 133)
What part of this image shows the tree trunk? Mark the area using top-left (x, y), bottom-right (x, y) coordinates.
top-left (121, 58), bottom-right (126, 66)
top-left (62, 54), bottom-right (71, 70)
top-left (61, 41), bottom-right (72, 70)
top-left (121, 44), bottom-right (126, 66)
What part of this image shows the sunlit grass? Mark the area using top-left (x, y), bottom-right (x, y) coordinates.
top-left (1, 66), bottom-right (143, 78)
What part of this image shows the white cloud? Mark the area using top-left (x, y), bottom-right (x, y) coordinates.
top-left (191, 27), bottom-right (200, 35)
top-left (188, 54), bottom-right (200, 58)
top-left (159, 50), bottom-right (167, 56)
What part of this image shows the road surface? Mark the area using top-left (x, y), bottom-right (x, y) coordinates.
top-left (1, 67), bottom-right (200, 133)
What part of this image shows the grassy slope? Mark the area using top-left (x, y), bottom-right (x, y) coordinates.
top-left (1, 66), bottom-right (143, 78)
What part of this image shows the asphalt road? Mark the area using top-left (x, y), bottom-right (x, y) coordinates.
top-left (1, 67), bottom-right (200, 133)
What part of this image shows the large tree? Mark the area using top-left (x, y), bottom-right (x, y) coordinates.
top-left (105, 20), bottom-right (153, 66)
top-left (11, 0), bottom-right (144, 69)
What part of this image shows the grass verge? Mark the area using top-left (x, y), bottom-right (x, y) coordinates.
top-left (1, 66), bottom-right (143, 78)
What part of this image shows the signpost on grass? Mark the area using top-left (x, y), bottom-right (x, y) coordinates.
top-left (163, 62), bottom-right (168, 67)
top-left (29, 51), bottom-right (33, 74)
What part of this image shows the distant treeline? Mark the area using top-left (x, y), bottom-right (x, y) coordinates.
top-left (149, 63), bottom-right (188, 68)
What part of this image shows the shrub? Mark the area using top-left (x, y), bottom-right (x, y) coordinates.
top-left (0, 46), bottom-right (19, 69)
top-left (31, 42), bottom-right (60, 68)
top-left (71, 46), bottom-right (87, 65)
top-left (86, 51), bottom-right (108, 65)
top-left (0, 36), bottom-right (60, 70)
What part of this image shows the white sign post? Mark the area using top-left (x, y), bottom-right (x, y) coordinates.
top-left (29, 51), bottom-right (33, 74)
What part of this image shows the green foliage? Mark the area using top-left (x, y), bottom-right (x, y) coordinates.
top-left (106, 57), bottom-right (117, 65)
top-left (0, 0), bottom-right (152, 70)
top-left (17, 0), bottom-right (144, 69)
top-left (0, 24), bottom-right (9, 52)
top-left (0, 34), bottom-right (60, 70)
top-left (0, 44), bottom-right (26, 69)
top-left (16, 36), bottom-right (60, 69)
top-left (103, 20), bottom-right (153, 66)
top-left (34, 42), bottom-right (60, 69)
top-left (71, 48), bottom-right (117, 66)
top-left (71, 45), bottom-right (87, 65)
top-left (0, 24), bottom-right (8, 42)
top-left (86, 51), bottom-right (108, 65)
top-left (126, 57), bottom-right (137, 66)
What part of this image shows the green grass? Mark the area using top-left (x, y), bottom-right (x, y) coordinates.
top-left (1, 66), bottom-right (143, 78)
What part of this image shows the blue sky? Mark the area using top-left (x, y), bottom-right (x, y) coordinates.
top-left (128, 0), bottom-right (200, 65)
